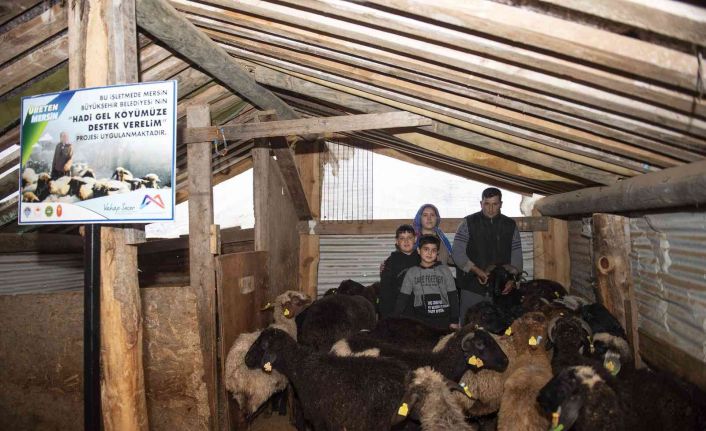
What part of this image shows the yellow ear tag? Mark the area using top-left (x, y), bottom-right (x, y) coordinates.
top-left (551, 410), bottom-right (560, 428)
top-left (460, 383), bottom-right (474, 399)
top-left (467, 355), bottom-right (484, 368)
top-left (529, 336), bottom-right (538, 346)
top-left (397, 403), bottom-right (409, 417)
top-left (283, 308), bottom-right (291, 317)
top-left (588, 337), bottom-right (595, 354)
top-left (505, 327), bottom-right (513, 336)
top-left (263, 362), bottom-right (273, 373)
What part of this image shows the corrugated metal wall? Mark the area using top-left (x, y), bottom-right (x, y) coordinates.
top-left (318, 232), bottom-right (534, 297)
top-left (568, 218), bottom-right (596, 301)
top-left (630, 212), bottom-right (706, 362)
top-left (0, 253), bottom-right (84, 295)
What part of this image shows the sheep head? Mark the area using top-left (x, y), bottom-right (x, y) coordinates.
top-left (463, 302), bottom-right (512, 335)
top-left (244, 327), bottom-right (294, 371)
top-left (274, 290), bottom-right (312, 320)
top-left (460, 328), bottom-right (509, 372)
top-left (391, 366), bottom-right (472, 426)
top-left (546, 316), bottom-right (592, 353)
top-left (508, 312), bottom-right (549, 352)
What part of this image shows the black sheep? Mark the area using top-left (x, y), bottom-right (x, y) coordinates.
top-left (365, 317), bottom-right (452, 350)
top-left (245, 327), bottom-right (408, 431)
top-left (296, 293), bottom-right (377, 352)
top-left (332, 326), bottom-right (509, 382)
top-left (546, 316), bottom-right (597, 374)
top-left (463, 302), bottom-right (513, 335)
top-left (485, 264), bottom-right (525, 317)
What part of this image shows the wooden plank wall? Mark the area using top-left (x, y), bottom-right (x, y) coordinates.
top-left (253, 147), bottom-right (300, 296)
top-left (0, 286), bottom-right (209, 430)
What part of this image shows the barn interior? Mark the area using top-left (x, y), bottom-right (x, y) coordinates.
top-left (1, 0), bottom-right (705, 430)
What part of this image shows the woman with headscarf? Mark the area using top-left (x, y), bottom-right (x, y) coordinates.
top-left (413, 204), bottom-right (453, 266)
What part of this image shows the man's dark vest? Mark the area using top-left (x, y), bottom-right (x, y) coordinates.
top-left (457, 212), bottom-right (516, 294)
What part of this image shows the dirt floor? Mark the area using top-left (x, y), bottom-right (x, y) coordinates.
top-left (249, 412), bottom-right (296, 431)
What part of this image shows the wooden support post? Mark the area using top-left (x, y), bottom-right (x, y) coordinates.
top-left (533, 215), bottom-right (571, 289)
top-left (186, 105), bottom-right (218, 430)
top-left (592, 213), bottom-right (641, 368)
top-left (296, 140), bottom-right (322, 298)
top-left (68, 0), bottom-right (148, 429)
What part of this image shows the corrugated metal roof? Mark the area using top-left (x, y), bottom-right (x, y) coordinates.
top-left (318, 232), bottom-right (534, 297)
top-left (630, 212), bottom-right (706, 362)
top-left (0, 253), bottom-right (83, 295)
top-left (568, 218), bottom-right (596, 301)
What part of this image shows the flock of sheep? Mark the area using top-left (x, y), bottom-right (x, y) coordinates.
top-left (21, 165), bottom-right (162, 203)
top-left (226, 268), bottom-right (706, 431)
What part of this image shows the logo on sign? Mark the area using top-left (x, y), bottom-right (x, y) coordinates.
top-left (57, 205), bottom-right (63, 217)
top-left (140, 194), bottom-right (165, 209)
top-left (45, 206), bottom-right (53, 217)
top-left (23, 207), bottom-right (31, 218)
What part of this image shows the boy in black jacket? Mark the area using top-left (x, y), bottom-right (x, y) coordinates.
top-left (378, 224), bottom-right (420, 319)
top-left (393, 235), bottom-right (460, 330)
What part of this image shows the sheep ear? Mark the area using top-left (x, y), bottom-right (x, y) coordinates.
top-left (460, 332), bottom-right (477, 352)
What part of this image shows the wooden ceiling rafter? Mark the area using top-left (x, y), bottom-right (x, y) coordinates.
top-left (200, 25), bottom-right (680, 172)
top-left (170, 0), bottom-right (706, 156)
top-left (190, 0), bottom-right (706, 137)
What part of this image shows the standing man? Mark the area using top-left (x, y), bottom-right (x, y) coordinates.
top-left (452, 187), bottom-right (523, 320)
top-left (51, 131), bottom-right (74, 179)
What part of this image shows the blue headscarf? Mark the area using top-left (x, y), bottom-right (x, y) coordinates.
top-left (413, 204), bottom-right (452, 253)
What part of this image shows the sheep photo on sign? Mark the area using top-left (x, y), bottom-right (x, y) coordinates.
top-left (18, 81), bottom-right (177, 225)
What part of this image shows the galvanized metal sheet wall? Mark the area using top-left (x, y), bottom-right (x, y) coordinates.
top-left (0, 253), bottom-right (83, 295)
top-left (630, 212), bottom-right (706, 362)
top-left (318, 232), bottom-right (534, 297)
top-left (568, 219), bottom-right (595, 301)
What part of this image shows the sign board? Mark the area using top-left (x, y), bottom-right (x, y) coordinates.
top-left (18, 81), bottom-right (176, 224)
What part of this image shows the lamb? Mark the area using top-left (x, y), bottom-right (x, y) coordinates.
top-left (111, 167), bottom-right (134, 182)
top-left (296, 293), bottom-right (377, 351)
top-left (496, 311), bottom-right (553, 431)
top-left (34, 173), bottom-right (51, 201)
top-left (390, 366), bottom-right (476, 431)
top-left (245, 327), bottom-right (409, 431)
top-left (331, 326), bottom-right (509, 382)
top-left (224, 290), bottom-right (311, 418)
top-left (365, 317), bottom-right (452, 350)
top-left (22, 191), bottom-right (39, 202)
top-left (21, 167), bottom-right (37, 187)
top-left (141, 173), bottom-right (160, 188)
top-left (485, 264), bottom-right (525, 317)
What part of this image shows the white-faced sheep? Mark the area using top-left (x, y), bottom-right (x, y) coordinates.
top-left (21, 168), bottom-right (37, 188)
top-left (331, 326), bottom-right (509, 382)
top-left (296, 293), bottom-right (377, 352)
top-left (496, 312), bottom-right (553, 431)
top-left (224, 290), bottom-right (311, 418)
top-left (111, 167), bottom-right (134, 182)
top-left (391, 366), bottom-right (477, 431)
top-left (141, 173), bottom-right (161, 189)
top-left (245, 327), bottom-right (409, 431)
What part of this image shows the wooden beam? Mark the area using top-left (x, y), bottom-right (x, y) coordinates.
top-left (0, 128), bottom-right (20, 154)
top-left (533, 216), bottom-right (571, 288)
top-left (592, 213), bottom-right (641, 369)
top-left (68, 0), bottom-right (148, 429)
top-left (270, 136), bottom-right (312, 221)
top-left (0, 196), bottom-right (18, 228)
top-left (0, 0), bottom-right (42, 26)
top-left (197, 0), bottom-right (706, 136)
top-left (298, 217), bottom-right (548, 235)
top-left (175, 3), bottom-right (705, 153)
top-left (249, 63), bottom-right (622, 185)
top-left (185, 104), bottom-right (218, 430)
top-left (0, 147), bottom-right (19, 175)
top-left (134, 0), bottom-right (299, 121)
top-left (0, 35), bottom-right (68, 97)
top-left (296, 140), bottom-right (321, 299)
top-left (362, 0), bottom-right (698, 91)
top-left (536, 160), bottom-right (706, 216)
top-left (0, 2), bottom-right (67, 67)
top-left (209, 29), bottom-right (680, 170)
top-left (537, 0), bottom-right (706, 47)
top-left (184, 111), bottom-right (432, 143)
top-left (0, 167), bottom-right (18, 199)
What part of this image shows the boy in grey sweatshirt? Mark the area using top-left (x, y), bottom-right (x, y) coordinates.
top-left (393, 235), bottom-right (460, 330)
